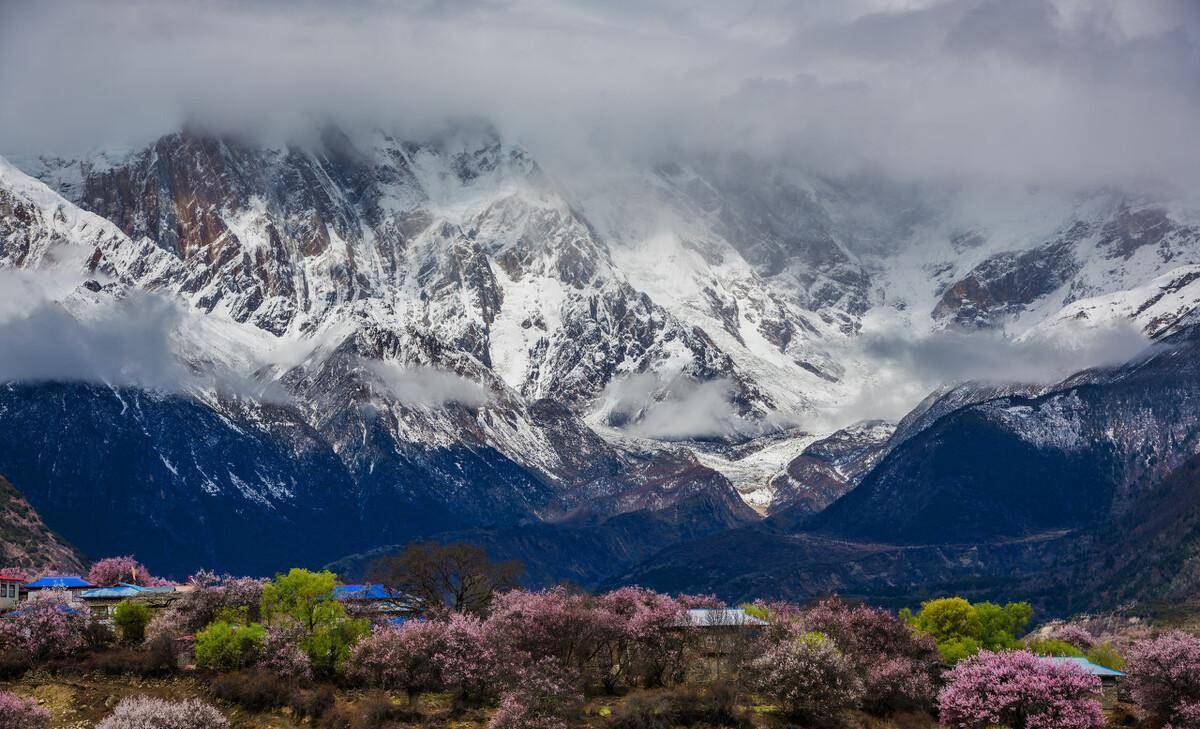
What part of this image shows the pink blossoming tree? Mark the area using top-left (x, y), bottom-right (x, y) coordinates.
top-left (748, 630), bottom-right (865, 724)
top-left (434, 612), bottom-right (500, 711)
top-left (87, 556), bottom-right (168, 587)
top-left (489, 658), bottom-right (582, 729)
top-left (0, 589), bottom-right (88, 659)
top-left (801, 597), bottom-right (939, 713)
top-left (0, 567), bottom-right (31, 582)
top-left (1125, 631), bottom-right (1200, 729)
top-left (348, 620), bottom-right (448, 703)
top-left (937, 650), bottom-right (1104, 729)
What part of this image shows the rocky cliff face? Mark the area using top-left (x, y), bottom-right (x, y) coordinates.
top-left (5, 123), bottom-right (1200, 589)
top-left (0, 473), bottom-right (85, 573)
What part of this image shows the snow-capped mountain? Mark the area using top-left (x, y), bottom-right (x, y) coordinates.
top-left (4, 121), bottom-right (1200, 580)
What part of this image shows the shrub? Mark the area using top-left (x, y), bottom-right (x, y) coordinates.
top-left (1086, 641), bottom-right (1125, 671)
top-left (211, 669), bottom-right (292, 711)
top-left (290, 686), bottom-right (336, 720)
top-left (0, 651), bottom-right (31, 681)
top-left (1125, 631), bottom-right (1200, 728)
top-left (747, 631), bottom-right (863, 725)
top-left (608, 684), bottom-right (747, 729)
top-left (320, 692), bottom-right (415, 729)
top-left (490, 658), bottom-right (583, 729)
top-left (194, 620), bottom-right (267, 670)
top-left (83, 619), bottom-right (116, 650)
top-left (145, 574), bottom-right (264, 644)
top-left (937, 649), bottom-right (1104, 729)
top-left (0, 690), bottom-right (50, 729)
top-left (347, 620), bottom-right (447, 701)
top-left (0, 589), bottom-right (89, 658)
top-left (1027, 638), bottom-right (1084, 657)
top-left (864, 656), bottom-right (936, 714)
top-left (85, 638), bottom-right (175, 678)
top-left (87, 557), bottom-right (167, 587)
top-left (96, 696), bottom-right (229, 729)
top-left (112, 601), bottom-right (152, 644)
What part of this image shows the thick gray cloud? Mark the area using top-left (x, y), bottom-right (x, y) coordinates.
top-left (1, 0), bottom-right (1198, 190)
top-left (601, 372), bottom-right (793, 440)
top-left (813, 320), bottom-right (1153, 429)
top-left (364, 360), bottom-right (492, 408)
top-left (0, 270), bottom-right (288, 400)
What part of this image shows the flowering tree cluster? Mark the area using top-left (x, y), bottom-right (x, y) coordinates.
top-left (347, 586), bottom-right (688, 717)
top-left (347, 620), bottom-right (448, 702)
top-left (1052, 624), bottom-right (1097, 650)
top-left (0, 690), bottom-right (50, 729)
top-left (0, 567), bottom-right (32, 582)
top-left (488, 658), bottom-right (583, 729)
top-left (937, 650), bottom-right (1104, 729)
top-left (95, 696), bottom-right (228, 729)
top-left (87, 557), bottom-right (169, 587)
top-left (0, 589), bottom-right (89, 658)
top-left (800, 597), bottom-right (939, 712)
top-left (257, 624), bottom-right (313, 681)
top-left (144, 573), bottom-right (264, 644)
top-left (747, 630), bottom-right (865, 724)
top-left (1125, 631), bottom-right (1200, 729)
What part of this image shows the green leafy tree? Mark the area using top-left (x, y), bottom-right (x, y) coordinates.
top-left (194, 620), bottom-right (267, 670)
top-left (1086, 641), bottom-right (1125, 671)
top-left (904, 597), bottom-right (1033, 663)
top-left (976, 601), bottom-right (1032, 650)
top-left (1028, 638), bottom-right (1084, 657)
top-left (112, 600), bottom-right (152, 644)
top-left (260, 568), bottom-right (368, 676)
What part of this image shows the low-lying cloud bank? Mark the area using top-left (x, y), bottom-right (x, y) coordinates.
top-left (0, 270), bottom-right (285, 401)
top-left (815, 320), bottom-right (1153, 430)
top-left (599, 372), bottom-right (793, 441)
top-left (363, 360), bottom-right (493, 409)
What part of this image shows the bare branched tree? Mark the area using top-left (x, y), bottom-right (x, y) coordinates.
top-left (364, 541), bottom-right (523, 616)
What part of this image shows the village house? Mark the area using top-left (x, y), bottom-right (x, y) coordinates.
top-left (0, 575), bottom-right (23, 611)
top-left (673, 607), bottom-right (769, 681)
top-left (79, 583), bottom-right (179, 621)
top-left (333, 583), bottom-right (413, 621)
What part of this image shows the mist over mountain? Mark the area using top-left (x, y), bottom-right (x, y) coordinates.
top-left (2, 0), bottom-right (1200, 612)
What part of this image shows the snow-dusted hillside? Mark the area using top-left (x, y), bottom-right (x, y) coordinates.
top-left (5, 122), bottom-right (1200, 526)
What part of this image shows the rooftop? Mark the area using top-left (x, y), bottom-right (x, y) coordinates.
top-left (1046, 656), bottom-right (1125, 678)
top-left (24, 575), bottom-right (93, 589)
top-left (675, 608), bottom-right (769, 628)
top-left (334, 584), bottom-right (398, 600)
top-left (81, 583), bottom-right (176, 599)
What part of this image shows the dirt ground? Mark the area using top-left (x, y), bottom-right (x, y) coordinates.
top-left (1, 671), bottom-right (949, 729)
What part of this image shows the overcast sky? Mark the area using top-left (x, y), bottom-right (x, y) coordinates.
top-left (2, 0), bottom-right (1199, 189)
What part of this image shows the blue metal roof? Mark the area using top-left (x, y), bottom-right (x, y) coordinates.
top-left (25, 575), bottom-right (93, 589)
top-left (80, 583), bottom-right (174, 599)
top-left (334, 584), bottom-right (395, 600)
top-left (1047, 656), bottom-right (1124, 677)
